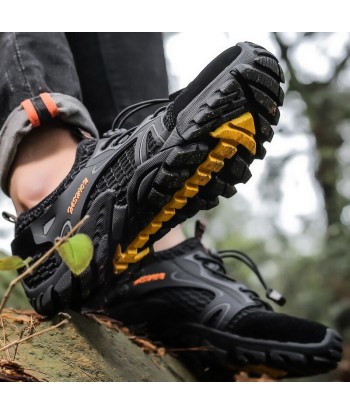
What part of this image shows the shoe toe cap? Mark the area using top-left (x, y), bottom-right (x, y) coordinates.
top-left (231, 311), bottom-right (329, 344)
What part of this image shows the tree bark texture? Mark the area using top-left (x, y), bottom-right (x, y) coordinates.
top-left (0, 310), bottom-right (196, 382)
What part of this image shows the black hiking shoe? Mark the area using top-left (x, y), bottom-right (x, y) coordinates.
top-left (10, 41), bottom-right (284, 315)
top-left (100, 226), bottom-right (343, 379)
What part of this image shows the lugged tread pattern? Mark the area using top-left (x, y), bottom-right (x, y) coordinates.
top-left (254, 55), bottom-right (285, 83)
top-left (114, 43), bottom-right (285, 274)
top-left (234, 64), bottom-right (284, 106)
top-left (172, 327), bottom-right (342, 379)
top-left (156, 46), bottom-right (283, 239)
top-left (227, 331), bottom-right (343, 378)
top-left (248, 85), bottom-right (280, 124)
top-left (114, 112), bottom-right (256, 274)
top-left (149, 143), bottom-right (211, 208)
top-left (173, 43), bottom-right (283, 209)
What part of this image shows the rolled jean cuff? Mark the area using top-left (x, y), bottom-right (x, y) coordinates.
top-left (0, 92), bottom-right (99, 196)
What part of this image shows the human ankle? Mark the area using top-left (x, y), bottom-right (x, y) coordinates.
top-left (9, 124), bottom-right (79, 214)
top-left (153, 225), bottom-right (186, 252)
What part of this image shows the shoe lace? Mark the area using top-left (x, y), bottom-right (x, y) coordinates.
top-left (111, 98), bottom-right (169, 130)
top-left (2, 211), bottom-right (17, 224)
top-left (100, 98), bottom-right (169, 150)
top-left (194, 249), bottom-right (286, 307)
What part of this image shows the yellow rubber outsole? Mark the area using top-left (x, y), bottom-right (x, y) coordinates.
top-left (113, 112), bottom-right (256, 275)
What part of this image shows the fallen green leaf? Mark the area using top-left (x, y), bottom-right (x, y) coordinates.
top-left (0, 256), bottom-right (31, 271)
top-left (57, 234), bottom-right (93, 276)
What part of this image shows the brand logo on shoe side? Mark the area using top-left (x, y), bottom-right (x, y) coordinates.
top-left (133, 273), bottom-right (166, 286)
top-left (67, 178), bottom-right (89, 215)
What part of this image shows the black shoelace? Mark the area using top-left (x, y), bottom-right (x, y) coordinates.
top-left (2, 211), bottom-right (17, 223)
top-left (101, 98), bottom-right (170, 150)
top-left (111, 98), bottom-right (169, 130)
top-left (195, 249), bottom-right (286, 307)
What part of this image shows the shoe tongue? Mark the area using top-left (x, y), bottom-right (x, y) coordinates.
top-left (153, 237), bottom-right (205, 261)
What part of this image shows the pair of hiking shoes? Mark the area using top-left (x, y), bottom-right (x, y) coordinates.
top-left (9, 42), bottom-right (342, 379)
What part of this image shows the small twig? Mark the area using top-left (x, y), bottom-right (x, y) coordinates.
top-left (0, 313), bottom-right (71, 353)
top-left (22, 366), bottom-right (49, 378)
top-left (0, 318), bottom-right (10, 360)
top-left (12, 327), bottom-right (26, 361)
top-left (12, 315), bottom-right (36, 361)
top-left (150, 355), bottom-right (163, 370)
top-left (0, 215), bottom-right (90, 314)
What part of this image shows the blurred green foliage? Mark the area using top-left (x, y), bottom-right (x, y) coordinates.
top-left (0, 251), bottom-right (30, 309)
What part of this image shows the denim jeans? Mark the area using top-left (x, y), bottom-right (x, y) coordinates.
top-left (0, 32), bottom-right (168, 194)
